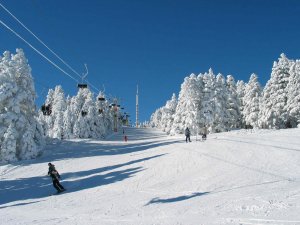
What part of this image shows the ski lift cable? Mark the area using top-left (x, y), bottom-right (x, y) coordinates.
top-left (0, 2), bottom-right (100, 93)
top-left (0, 19), bottom-right (79, 83)
top-left (0, 2), bottom-right (82, 78)
top-left (78, 63), bottom-right (99, 92)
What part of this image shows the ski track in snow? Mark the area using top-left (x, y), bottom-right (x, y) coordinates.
top-left (1, 127), bottom-right (300, 225)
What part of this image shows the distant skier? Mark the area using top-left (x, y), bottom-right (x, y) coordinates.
top-left (48, 163), bottom-right (65, 193)
top-left (202, 126), bottom-right (208, 141)
top-left (185, 127), bottom-right (191, 143)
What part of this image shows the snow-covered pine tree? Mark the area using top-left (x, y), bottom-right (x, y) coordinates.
top-left (243, 73), bottom-right (262, 128)
top-left (0, 49), bottom-right (44, 163)
top-left (225, 75), bottom-right (241, 129)
top-left (0, 51), bottom-right (18, 162)
top-left (236, 80), bottom-right (246, 128)
top-left (158, 106), bottom-right (168, 131)
top-left (259, 53), bottom-right (292, 129)
top-left (199, 69), bottom-right (215, 133)
top-left (50, 86), bottom-right (66, 139)
top-left (95, 92), bottom-right (106, 137)
top-left (150, 107), bottom-right (163, 128)
top-left (73, 88), bottom-right (94, 138)
top-left (86, 93), bottom-right (99, 138)
top-left (285, 60), bottom-right (300, 127)
top-left (1, 124), bottom-right (17, 162)
top-left (170, 74), bottom-right (201, 135)
top-left (213, 73), bottom-right (229, 132)
top-left (160, 93), bottom-right (177, 134)
top-left (63, 97), bottom-right (73, 139)
top-left (103, 103), bottom-right (114, 136)
top-left (37, 88), bottom-right (54, 137)
top-left (96, 92), bottom-right (113, 137)
top-left (165, 93), bottom-right (177, 134)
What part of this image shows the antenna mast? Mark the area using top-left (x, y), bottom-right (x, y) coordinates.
top-left (136, 85), bottom-right (139, 127)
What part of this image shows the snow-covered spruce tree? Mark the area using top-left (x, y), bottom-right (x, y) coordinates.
top-left (213, 73), bottom-right (229, 132)
top-left (170, 74), bottom-right (201, 135)
top-left (236, 80), bottom-right (246, 128)
top-left (63, 97), bottom-right (73, 139)
top-left (37, 88), bottom-right (54, 137)
top-left (96, 92), bottom-right (114, 137)
top-left (225, 75), bottom-right (241, 129)
top-left (158, 104), bottom-right (168, 131)
top-left (0, 51), bottom-right (17, 162)
top-left (38, 86), bottom-right (66, 139)
top-left (165, 93), bottom-right (177, 134)
top-left (199, 69), bottom-right (215, 133)
top-left (160, 93), bottom-right (177, 134)
top-left (150, 107), bottom-right (163, 128)
top-left (73, 88), bottom-right (94, 138)
top-left (0, 49), bottom-right (44, 163)
top-left (104, 105), bottom-right (115, 135)
top-left (285, 60), bottom-right (300, 127)
top-left (258, 53), bottom-right (292, 129)
top-left (243, 73), bottom-right (262, 128)
top-left (94, 92), bottom-right (107, 137)
top-left (85, 91), bottom-right (98, 138)
top-left (49, 86), bottom-right (66, 139)
top-left (1, 124), bottom-right (17, 162)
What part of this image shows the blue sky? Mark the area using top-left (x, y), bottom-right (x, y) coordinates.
top-left (1, 0), bottom-right (300, 123)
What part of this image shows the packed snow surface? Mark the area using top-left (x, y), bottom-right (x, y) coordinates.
top-left (1, 127), bottom-right (300, 225)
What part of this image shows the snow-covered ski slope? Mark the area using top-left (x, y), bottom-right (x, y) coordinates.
top-left (1, 127), bottom-right (300, 225)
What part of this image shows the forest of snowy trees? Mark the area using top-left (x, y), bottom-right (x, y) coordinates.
top-left (150, 54), bottom-right (300, 135)
top-left (0, 49), bottom-right (123, 163)
top-left (37, 86), bottom-right (122, 140)
top-left (1, 49), bottom-right (300, 163)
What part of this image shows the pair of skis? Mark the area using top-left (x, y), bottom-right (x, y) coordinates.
top-left (49, 189), bottom-right (66, 196)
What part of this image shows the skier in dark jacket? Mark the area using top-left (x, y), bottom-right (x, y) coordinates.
top-left (185, 127), bottom-right (191, 143)
top-left (48, 163), bottom-right (65, 193)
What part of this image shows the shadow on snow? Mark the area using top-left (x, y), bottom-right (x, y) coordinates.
top-left (0, 154), bottom-right (166, 206)
top-left (145, 192), bottom-right (210, 205)
top-left (145, 179), bottom-right (287, 206)
top-left (35, 139), bottom-right (180, 165)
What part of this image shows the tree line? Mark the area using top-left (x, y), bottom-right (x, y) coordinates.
top-left (0, 49), bottom-right (122, 163)
top-left (150, 54), bottom-right (300, 135)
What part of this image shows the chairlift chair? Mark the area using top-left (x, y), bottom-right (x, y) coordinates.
top-left (41, 104), bottom-right (52, 115)
top-left (81, 111), bottom-right (87, 117)
top-left (78, 64), bottom-right (88, 89)
top-left (98, 96), bottom-right (105, 101)
top-left (78, 84), bottom-right (88, 89)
